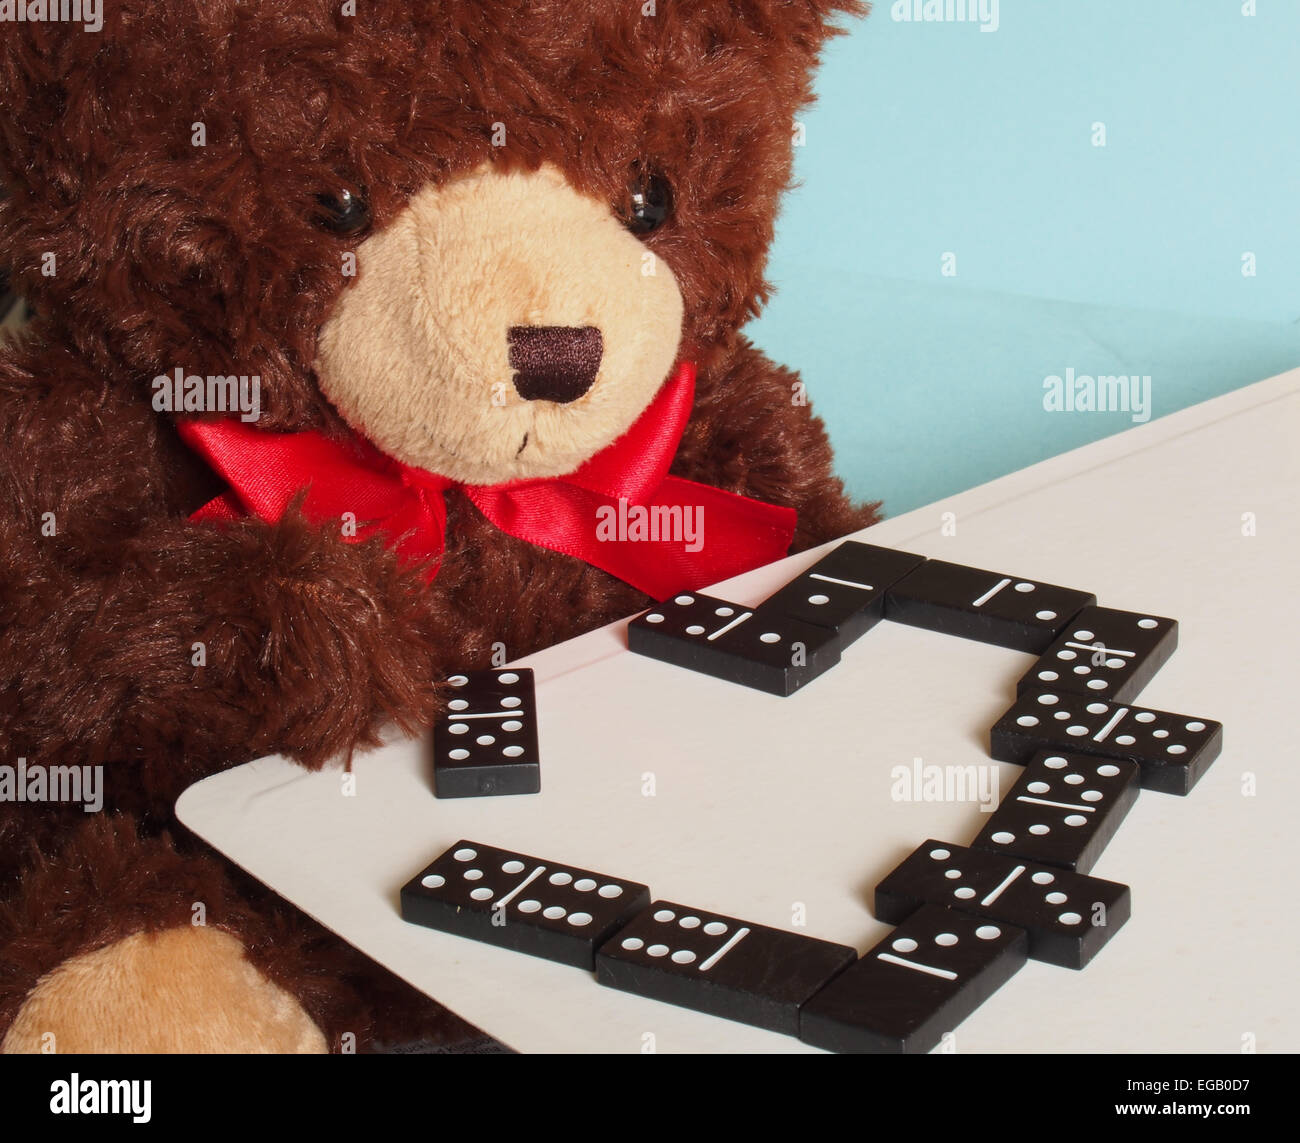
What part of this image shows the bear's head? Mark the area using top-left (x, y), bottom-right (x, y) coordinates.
top-left (0, 0), bottom-right (859, 485)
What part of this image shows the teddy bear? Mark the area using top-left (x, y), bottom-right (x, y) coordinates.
top-left (0, 0), bottom-right (876, 1052)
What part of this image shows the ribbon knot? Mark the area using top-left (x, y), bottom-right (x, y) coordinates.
top-left (176, 362), bottom-right (796, 599)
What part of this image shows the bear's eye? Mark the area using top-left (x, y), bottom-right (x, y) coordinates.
top-left (621, 171), bottom-right (672, 236)
top-left (313, 188), bottom-right (371, 237)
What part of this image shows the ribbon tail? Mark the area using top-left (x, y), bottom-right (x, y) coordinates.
top-left (465, 477), bottom-right (796, 599)
top-left (192, 491), bottom-right (246, 522)
top-left (178, 419), bottom-right (453, 578)
top-left (386, 488), bottom-right (449, 582)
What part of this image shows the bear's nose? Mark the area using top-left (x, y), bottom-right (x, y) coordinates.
top-left (508, 325), bottom-right (603, 403)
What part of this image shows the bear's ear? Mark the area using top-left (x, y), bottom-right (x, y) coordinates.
top-left (713, 0), bottom-right (867, 51)
top-left (786, 0), bottom-right (870, 39)
top-left (665, 0), bottom-right (867, 118)
top-left (774, 0), bottom-right (868, 87)
top-left (670, 0), bottom-right (866, 51)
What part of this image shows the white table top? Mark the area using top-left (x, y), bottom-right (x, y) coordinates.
top-left (177, 369), bottom-right (1300, 1053)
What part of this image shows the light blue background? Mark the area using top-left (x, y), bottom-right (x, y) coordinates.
top-left (749, 0), bottom-right (1300, 516)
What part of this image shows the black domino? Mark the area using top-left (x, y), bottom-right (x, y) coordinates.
top-left (433, 669), bottom-right (540, 798)
top-left (595, 900), bottom-right (856, 1035)
top-left (400, 841), bottom-right (649, 969)
top-left (754, 541), bottom-right (926, 651)
top-left (971, 751), bottom-right (1140, 873)
top-left (875, 840), bottom-right (1130, 969)
top-left (991, 689), bottom-right (1222, 796)
top-left (799, 905), bottom-right (1027, 1053)
top-left (884, 559), bottom-right (1095, 653)
top-left (1017, 605), bottom-right (1178, 704)
top-left (627, 591), bottom-right (840, 696)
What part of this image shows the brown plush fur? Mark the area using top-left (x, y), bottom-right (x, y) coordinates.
top-left (0, 1), bottom-right (877, 1050)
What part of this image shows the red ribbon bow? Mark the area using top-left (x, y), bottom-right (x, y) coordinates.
top-left (176, 362), bottom-right (796, 599)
